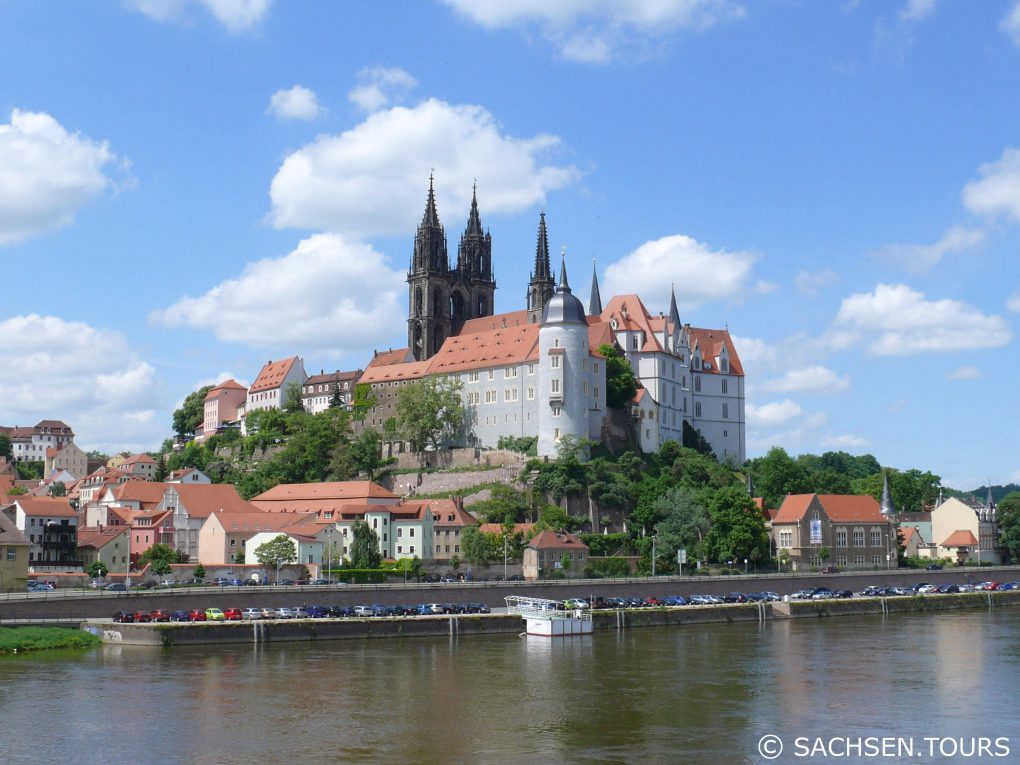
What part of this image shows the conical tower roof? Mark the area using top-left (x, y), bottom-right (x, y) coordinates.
top-left (589, 259), bottom-right (603, 316)
top-left (880, 472), bottom-right (897, 516)
top-left (533, 212), bottom-right (551, 280)
top-left (542, 254), bottom-right (586, 325)
top-left (464, 182), bottom-right (483, 238)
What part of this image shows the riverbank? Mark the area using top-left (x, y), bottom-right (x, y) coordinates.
top-left (0, 626), bottom-right (101, 656)
top-left (85, 590), bottom-right (1020, 647)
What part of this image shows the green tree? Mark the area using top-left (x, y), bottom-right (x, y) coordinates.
top-left (471, 484), bottom-right (530, 525)
top-left (86, 561), bottom-right (108, 579)
top-left (598, 343), bottom-right (638, 409)
top-left (349, 521), bottom-right (382, 568)
top-left (996, 492), bottom-right (1020, 562)
top-left (652, 487), bottom-right (711, 566)
top-left (745, 446), bottom-right (811, 507)
top-left (329, 382), bottom-right (344, 410)
top-left (702, 485), bottom-right (770, 564)
top-left (193, 563), bottom-right (206, 581)
top-left (49, 482), bottom-right (67, 497)
top-left (352, 383), bottom-right (377, 422)
top-left (172, 385), bottom-right (213, 437)
top-left (254, 534), bottom-right (297, 575)
top-left (395, 376), bottom-right (466, 452)
top-left (283, 382), bottom-right (305, 414)
top-left (461, 525), bottom-right (495, 566)
top-left (0, 433), bottom-right (11, 459)
top-left (350, 428), bottom-right (383, 479)
top-left (137, 543), bottom-right (180, 575)
top-left (671, 447), bottom-right (737, 489)
top-left (851, 468), bottom-right (941, 514)
top-left (681, 422), bottom-right (715, 457)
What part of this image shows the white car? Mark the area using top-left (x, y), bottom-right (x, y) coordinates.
top-left (241, 607), bottom-right (262, 620)
top-left (274, 607), bottom-right (297, 619)
top-left (354, 606), bottom-right (375, 617)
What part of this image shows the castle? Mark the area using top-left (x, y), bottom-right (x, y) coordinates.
top-left (359, 180), bottom-right (746, 463)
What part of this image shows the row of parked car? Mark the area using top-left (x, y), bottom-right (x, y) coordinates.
top-left (110, 602), bottom-right (496, 623)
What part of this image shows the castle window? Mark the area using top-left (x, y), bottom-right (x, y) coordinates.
top-left (505, 367), bottom-right (517, 379)
top-left (722, 403), bottom-right (729, 419)
top-left (551, 356), bottom-right (561, 369)
top-left (722, 379), bottom-right (728, 394)
top-left (551, 379), bottom-right (560, 394)
top-left (552, 406), bottom-right (562, 417)
top-left (695, 402), bottom-right (702, 418)
top-left (488, 370), bottom-right (494, 380)
top-left (527, 386), bottom-right (535, 400)
top-left (528, 364), bottom-right (536, 375)
top-left (694, 376), bottom-right (701, 393)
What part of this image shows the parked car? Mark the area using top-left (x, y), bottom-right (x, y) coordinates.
top-left (274, 579), bottom-right (296, 586)
top-left (205, 608), bottom-right (226, 621)
top-left (112, 611), bottom-right (135, 623)
top-left (222, 608), bottom-right (243, 621)
top-left (134, 580), bottom-right (158, 590)
top-left (241, 607), bottom-right (263, 620)
top-left (820, 566), bottom-right (840, 574)
top-left (159, 579), bottom-right (175, 588)
top-left (170, 610), bottom-right (190, 622)
top-left (103, 583), bottom-right (127, 592)
top-left (274, 607), bottom-right (297, 619)
top-left (292, 606), bottom-right (309, 619)
top-left (354, 605), bottom-right (374, 617)
top-left (330, 606), bottom-right (356, 618)
top-left (187, 609), bottom-right (207, 622)
top-left (133, 611), bottom-right (153, 623)
top-left (926, 563), bottom-right (944, 570)
top-left (88, 579), bottom-right (105, 589)
top-left (832, 590), bottom-right (853, 599)
top-left (150, 609), bottom-right (171, 622)
top-left (260, 607), bottom-right (277, 619)
top-left (305, 605), bottom-right (331, 618)
top-left (722, 592), bottom-right (747, 603)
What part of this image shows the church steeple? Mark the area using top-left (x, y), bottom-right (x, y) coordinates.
top-left (411, 173), bottom-right (448, 273)
top-left (527, 212), bottom-right (555, 323)
top-left (457, 182), bottom-right (492, 281)
top-left (880, 472), bottom-right (897, 517)
top-left (588, 259), bottom-right (603, 316)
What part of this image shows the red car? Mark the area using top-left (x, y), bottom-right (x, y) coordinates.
top-left (150, 609), bottom-right (171, 622)
top-left (223, 608), bottom-right (243, 621)
top-left (187, 609), bottom-right (207, 622)
top-left (133, 611), bottom-right (153, 623)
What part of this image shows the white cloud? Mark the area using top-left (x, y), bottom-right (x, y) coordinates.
top-left (269, 98), bottom-right (579, 237)
top-left (267, 85), bottom-right (323, 121)
top-left (1001, 2), bottom-right (1020, 45)
top-left (152, 233), bottom-right (407, 355)
top-left (746, 399), bottom-right (802, 429)
top-left (129, 0), bottom-right (270, 33)
top-left (0, 314), bottom-right (160, 452)
top-left (442, 0), bottom-right (745, 62)
top-left (348, 67), bottom-right (417, 113)
top-left (899, 0), bottom-right (936, 22)
top-left (603, 234), bottom-right (763, 312)
top-left (946, 365), bottom-right (981, 381)
top-left (873, 225), bottom-right (985, 273)
top-left (821, 433), bottom-right (868, 449)
top-left (795, 268), bottom-right (838, 297)
top-left (1008, 290), bottom-right (1020, 313)
top-left (834, 283), bottom-right (1012, 356)
top-left (0, 109), bottom-right (122, 246)
top-left (962, 147), bottom-right (1020, 221)
top-left (761, 365), bottom-right (850, 395)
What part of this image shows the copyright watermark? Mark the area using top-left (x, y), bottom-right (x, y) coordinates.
top-left (756, 735), bottom-right (1010, 760)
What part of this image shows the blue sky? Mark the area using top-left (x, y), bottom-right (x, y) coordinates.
top-left (2, 0), bottom-right (1019, 489)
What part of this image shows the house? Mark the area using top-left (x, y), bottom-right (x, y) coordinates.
top-left (931, 496), bottom-right (1002, 564)
top-left (199, 510), bottom-right (307, 566)
top-left (771, 494), bottom-right (896, 571)
top-left (244, 528), bottom-right (323, 572)
top-left (200, 379), bottom-right (247, 440)
top-left (896, 512), bottom-right (937, 559)
top-left (76, 526), bottom-right (131, 575)
top-left (245, 356), bottom-right (307, 418)
top-left (85, 480), bottom-right (167, 527)
top-left (0, 510), bottom-right (31, 592)
top-left (44, 442), bottom-right (88, 480)
top-left (116, 454), bottom-right (158, 480)
top-left (301, 369), bottom-right (363, 415)
top-left (153, 484), bottom-right (263, 562)
top-left (428, 499), bottom-right (479, 561)
top-left (165, 468), bottom-right (211, 485)
top-left (0, 420), bottom-right (75, 463)
top-left (522, 530), bottom-right (589, 580)
top-left (2, 496), bottom-right (79, 570)
top-left (250, 480), bottom-right (401, 513)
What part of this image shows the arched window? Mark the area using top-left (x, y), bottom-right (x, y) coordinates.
top-left (721, 379), bottom-right (728, 395)
top-left (695, 402), bottom-right (702, 418)
top-left (414, 288), bottom-right (423, 317)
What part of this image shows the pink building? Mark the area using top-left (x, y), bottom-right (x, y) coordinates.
top-left (201, 379), bottom-right (247, 440)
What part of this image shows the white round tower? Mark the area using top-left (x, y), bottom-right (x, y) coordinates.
top-left (538, 259), bottom-right (590, 457)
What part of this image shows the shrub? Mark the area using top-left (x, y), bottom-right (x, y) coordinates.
top-left (584, 557), bottom-right (630, 578)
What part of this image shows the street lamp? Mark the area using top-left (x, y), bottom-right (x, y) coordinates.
top-left (325, 527), bottom-right (334, 584)
top-left (651, 535), bottom-right (657, 578)
top-left (744, 558), bottom-right (748, 576)
top-left (503, 534), bottom-right (508, 582)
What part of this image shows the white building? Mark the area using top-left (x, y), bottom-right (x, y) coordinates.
top-left (245, 357), bottom-right (307, 417)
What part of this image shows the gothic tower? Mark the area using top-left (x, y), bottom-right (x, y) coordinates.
top-left (408, 175), bottom-right (453, 361)
top-left (454, 182), bottom-right (496, 332)
top-left (408, 178), bottom-right (496, 361)
top-left (527, 212), bottom-right (554, 323)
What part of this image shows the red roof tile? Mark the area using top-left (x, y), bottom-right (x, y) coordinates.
top-left (773, 494), bottom-right (885, 524)
top-left (250, 357), bottom-right (301, 393)
top-left (941, 529), bottom-right (978, 547)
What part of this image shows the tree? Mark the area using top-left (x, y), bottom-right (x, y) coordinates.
top-left (86, 561), bottom-right (108, 579)
top-left (396, 376), bottom-right (466, 452)
top-left (682, 422), bottom-right (715, 457)
top-left (598, 343), bottom-right (638, 409)
top-left (254, 534), bottom-right (297, 575)
top-left (745, 446), bottom-right (811, 507)
top-left (352, 383), bottom-right (377, 422)
top-left (702, 485), bottom-right (770, 564)
top-left (350, 428), bottom-right (383, 479)
top-left (851, 468), bottom-right (941, 514)
top-left (0, 433), bottom-right (11, 459)
top-left (137, 543), bottom-right (180, 577)
top-left (671, 447), bottom-right (736, 489)
top-left (283, 382), bottom-right (305, 414)
top-left (349, 521), bottom-right (382, 568)
top-left (49, 482), bottom-right (67, 497)
top-left (193, 563), bottom-right (206, 581)
top-left (461, 525), bottom-right (495, 567)
top-left (329, 382), bottom-right (344, 410)
top-left (997, 492), bottom-right (1020, 562)
top-left (471, 484), bottom-right (530, 525)
top-left (172, 385), bottom-right (213, 437)
top-left (652, 487), bottom-right (711, 566)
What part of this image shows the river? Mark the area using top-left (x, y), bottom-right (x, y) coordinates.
top-left (2, 609), bottom-right (1019, 764)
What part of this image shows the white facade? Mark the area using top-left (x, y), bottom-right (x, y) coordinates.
top-left (538, 318), bottom-right (604, 456)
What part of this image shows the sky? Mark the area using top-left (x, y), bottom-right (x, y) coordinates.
top-left (1, 0), bottom-right (1019, 489)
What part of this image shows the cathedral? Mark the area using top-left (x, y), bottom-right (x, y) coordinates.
top-left (361, 179), bottom-right (747, 463)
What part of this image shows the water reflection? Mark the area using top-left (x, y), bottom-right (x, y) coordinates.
top-left (2, 610), bottom-right (1019, 765)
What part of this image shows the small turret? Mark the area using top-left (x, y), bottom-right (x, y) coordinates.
top-left (588, 259), bottom-right (603, 316)
top-left (880, 472), bottom-right (897, 517)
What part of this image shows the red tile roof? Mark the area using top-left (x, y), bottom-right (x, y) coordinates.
top-left (941, 529), bottom-right (978, 547)
top-left (167, 484), bottom-right (261, 519)
top-left (479, 522), bottom-right (534, 536)
top-left (773, 494), bottom-right (885, 524)
top-left (367, 348), bottom-right (413, 368)
top-left (108, 481), bottom-right (167, 507)
top-left (204, 378), bottom-right (247, 400)
top-left (460, 310), bottom-right (531, 333)
top-left (12, 496), bottom-right (76, 517)
top-left (528, 529), bottom-right (589, 550)
top-left (76, 525), bottom-right (129, 549)
top-left (250, 357), bottom-right (301, 393)
top-left (688, 327), bottom-right (744, 376)
top-left (252, 481), bottom-right (399, 512)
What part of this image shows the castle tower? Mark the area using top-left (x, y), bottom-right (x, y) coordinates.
top-left (407, 175), bottom-right (453, 361)
top-left (588, 259), bottom-right (603, 316)
top-left (454, 182), bottom-right (495, 332)
top-left (527, 212), bottom-right (555, 323)
top-left (538, 258), bottom-right (592, 457)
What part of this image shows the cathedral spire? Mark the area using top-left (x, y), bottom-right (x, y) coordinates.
top-left (526, 211), bottom-right (555, 323)
top-left (464, 181), bottom-right (483, 238)
top-left (534, 212), bottom-right (551, 280)
top-left (422, 172), bottom-right (441, 229)
top-left (588, 259), bottom-right (603, 316)
top-left (669, 284), bottom-right (681, 329)
top-left (880, 472), bottom-right (897, 517)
